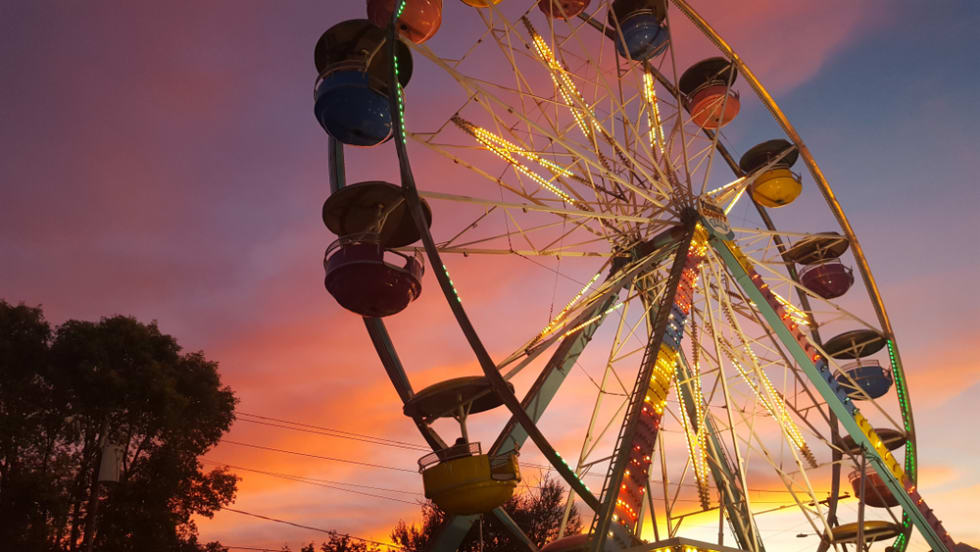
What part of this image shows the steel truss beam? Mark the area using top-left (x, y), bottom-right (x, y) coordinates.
top-left (706, 225), bottom-right (954, 552)
top-left (423, 232), bottom-right (686, 552)
top-left (589, 223), bottom-right (698, 552)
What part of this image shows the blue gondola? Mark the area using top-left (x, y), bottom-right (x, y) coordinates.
top-left (610, 0), bottom-right (669, 61)
top-left (835, 360), bottom-right (893, 399)
top-left (313, 20), bottom-right (413, 147)
top-left (315, 71), bottom-right (395, 146)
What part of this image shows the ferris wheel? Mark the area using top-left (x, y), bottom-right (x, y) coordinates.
top-left (311, 2), bottom-right (960, 552)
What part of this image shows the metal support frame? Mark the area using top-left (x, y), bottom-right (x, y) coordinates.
top-left (583, 12), bottom-right (854, 539)
top-left (665, 1), bottom-right (918, 547)
top-left (322, 4), bottom-right (933, 552)
top-left (328, 136), bottom-right (345, 194)
top-left (674, 353), bottom-right (762, 552)
top-left (425, 234), bottom-right (684, 552)
top-left (590, 223), bottom-right (697, 552)
top-left (340, 103), bottom-right (687, 550)
top-left (492, 509), bottom-right (541, 552)
top-left (707, 227), bottom-right (954, 552)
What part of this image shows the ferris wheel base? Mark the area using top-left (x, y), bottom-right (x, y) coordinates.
top-left (621, 536), bottom-right (747, 552)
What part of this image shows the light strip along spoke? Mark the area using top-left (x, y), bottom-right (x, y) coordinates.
top-left (643, 69), bottom-right (666, 156)
top-left (543, 276), bottom-right (665, 345)
top-left (770, 290), bottom-right (810, 327)
top-left (716, 269), bottom-right (849, 444)
top-left (412, 134), bottom-right (624, 244)
top-left (707, 258), bottom-right (817, 467)
top-left (412, 134), bottom-right (582, 218)
top-left (712, 258), bottom-right (813, 444)
top-left (520, 14), bottom-right (627, 199)
top-left (704, 269), bottom-right (763, 548)
top-left (729, 401), bottom-right (832, 541)
top-left (558, 15), bottom-right (662, 179)
top-left (524, 17), bottom-right (592, 144)
top-left (453, 115), bottom-right (577, 204)
top-left (413, 44), bottom-right (669, 213)
top-left (672, 373), bottom-right (710, 509)
top-left (538, 272), bottom-right (602, 340)
top-left (518, 15), bottom-right (622, 205)
top-left (687, 311), bottom-right (712, 507)
top-left (741, 252), bottom-right (880, 330)
top-left (499, 251), bottom-right (666, 372)
top-left (520, 18), bottom-right (675, 206)
top-left (478, 6), bottom-right (567, 188)
top-left (436, 14), bottom-right (631, 231)
top-left (418, 190), bottom-right (661, 224)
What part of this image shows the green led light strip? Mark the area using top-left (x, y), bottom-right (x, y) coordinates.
top-left (887, 338), bottom-right (916, 552)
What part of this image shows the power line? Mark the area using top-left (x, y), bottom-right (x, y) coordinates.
top-left (230, 414), bottom-right (593, 476)
top-left (235, 418), bottom-right (429, 452)
top-left (207, 458), bottom-right (568, 499)
top-left (204, 459), bottom-right (422, 505)
top-left (205, 459), bottom-right (422, 495)
top-left (219, 440), bottom-right (416, 473)
top-left (235, 412), bottom-right (429, 451)
top-left (230, 412), bottom-right (834, 496)
top-left (222, 508), bottom-right (405, 550)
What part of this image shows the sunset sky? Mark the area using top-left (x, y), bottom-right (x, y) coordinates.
top-left (1, 1), bottom-right (978, 551)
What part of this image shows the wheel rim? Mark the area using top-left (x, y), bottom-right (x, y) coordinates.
top-left (316, 2), bottom-right (938, 551)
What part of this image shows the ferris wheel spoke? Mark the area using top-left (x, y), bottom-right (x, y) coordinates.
top-left (522, 18), bottom-right (676, 207)
top-left (700, 267), bottom-right (765, 546)
top-left (416, 43), bottom-right (674, 217)
top-left (709, 228), bottom-right (958, 548)
top-left (495, 237), bottom-right (677, 376)
top-left (412, 134), bottom-right (597, 222)
top-left (729, 401), bottom-right (834, 537)
top-left (533, 13), bottom-right (672, 192)
top-left (435, 217), bottom-right (571, 251)
top-left (714, 255), bottom-right (848, 442)
top-left (703, 259), bottom-right (818, 467)
top-left (712, 143), bottom-right (799, 213)
top-left (735, 247), bottom-right (885, 334)
top-left (512, 12), bottom-right (680, 206)
top-left (471, 10), bottom-right (641, 210)
top-left (660, 16), bottom-right (692, 193)
top-left (679, 350), bottom-right (761, 550)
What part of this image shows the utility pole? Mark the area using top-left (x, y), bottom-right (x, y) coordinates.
top-left (81, 420), bottom-right (108, 552)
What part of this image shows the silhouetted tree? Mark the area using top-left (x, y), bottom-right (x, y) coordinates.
top-left (298, 531), bottom-right (384, 552)
top-left (0, 300), bottom-right (237, 551)
top-left (390, 476), bottom-right (583, 552)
